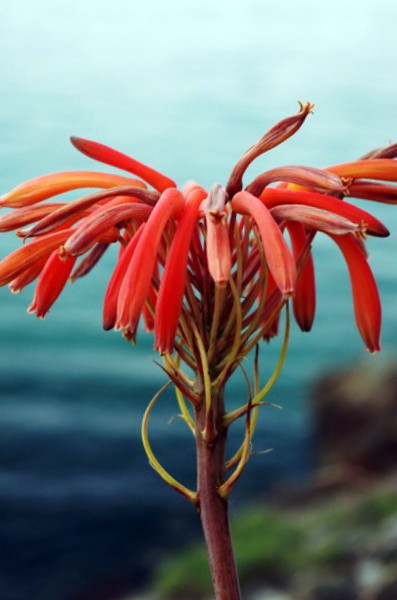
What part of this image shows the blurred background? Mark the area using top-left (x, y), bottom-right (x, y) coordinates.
top-left (0, 1), bottom-right (396, 599)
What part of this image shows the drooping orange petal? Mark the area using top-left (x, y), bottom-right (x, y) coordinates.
top-left (246, 165), bottom-right (345, 197)
top-left (28, 251), bottom-right (77, 318)
top-left (0, 228), bottom-right (74, 286)
top-left (232, 191), bottom-right (296, 295)
top-left (23, 186), bottom-right (157, 238)
top-left (0, 172), bottom-right (145, 208)
top-left (116, 188), bottom-right (185, 337)
top-left (360, 143), bottom-right (397, 160)
top-left (349, 180), bottom-right (397, 204)
top-left (287, 222), bottom-right (316, 331)
top-left (154, 187), bottom-right (207, 354)
top-left (227, 102), bottom-right (314, 196)
top-left (102, 225), bottom-right (145, 331)
top-left (62, 202), bottom-right (152, 257)
top-left (260, 187), bottom-right (389, 237)
top-left (330, 233), bottom-right (381, 353)
top-left (8, 257), bottom-right (48, 293)
top-left (271, 204), bottom-right (362, 236)
top-left (70, 137), bottom-right (176, 192)
top-left (328, 159), bottom-right (397, 182)
top-left (0, 202), bottom-right (66, 232)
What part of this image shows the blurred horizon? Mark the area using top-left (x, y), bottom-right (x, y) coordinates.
top-left (0, 1), bottom-right (397, 599)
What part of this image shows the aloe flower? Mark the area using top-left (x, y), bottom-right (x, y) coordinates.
top-left (1, 103), bottom-right (396, 600)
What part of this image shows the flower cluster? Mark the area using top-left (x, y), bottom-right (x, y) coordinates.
top-left (0, 102), bottom-right (396, 381)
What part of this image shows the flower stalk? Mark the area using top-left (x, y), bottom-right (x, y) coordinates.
top-left (195, 387), bottom-right (242, 600)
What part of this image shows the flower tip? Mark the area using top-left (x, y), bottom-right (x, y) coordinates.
top-left (154, 341), bottom-right (173, 356)
top-left (298, 100), bottom-right (315, 115)
top-left (27, 303), bottom-right (46, 318)
top-left (102, 319), bottom-right (114, 331)
top-left (123, 328), bottom-right (136, 344)
top-left (282, 286), bottom-right (295, 299)
top-left (382, 227), bottom-right (390, 238)
top-left (299, 320), bottom-right (313, 333)
top-left (70, 135), bottom-right (84, 150)
top-left (366, 342), bottom-right (381, 354)
top-left (8, 283), bottom-right (20, 294)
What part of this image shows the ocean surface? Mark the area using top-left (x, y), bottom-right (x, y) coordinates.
top-left (0, 1), bottom-right (396, 599)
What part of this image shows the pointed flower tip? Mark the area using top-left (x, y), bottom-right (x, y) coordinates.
top-left (70, 135), bottom-right (80, 147)
top-left (298, 100), bottom-right (315, 115)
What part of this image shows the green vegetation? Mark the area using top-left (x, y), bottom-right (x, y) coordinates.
top-left (153, 486), bottom-right (397, 599)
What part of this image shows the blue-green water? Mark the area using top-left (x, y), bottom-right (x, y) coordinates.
top-left (0, 1), bottom-right (397, 599)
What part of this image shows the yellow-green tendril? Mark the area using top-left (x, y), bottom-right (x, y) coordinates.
top-left (163, 353), bottom-right (194, 389)
top-left (250, 303), bottom-right (290, 406)
top-left (174, 386), bottom-right (195, 435)
top-left (224, 307), bottom-right (290, 470)
top-left (219, 373), bottom-right (253, 498)
top-left (141, 382), bottom-right (198, 505)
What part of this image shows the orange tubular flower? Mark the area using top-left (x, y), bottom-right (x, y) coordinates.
top-left (330, 234), bottom-right (381, 353)
top-left (232, 190), bottom-right (296, 295)
top-left (70, 136), bottom-right (177, 192)
top-left (103, 225), bottom-right (145, 331)
top-left (116, 188), bottom-right (185, 337)
top-left (0, 171), bottom-right (144, 208)
top-left (1, 104), bottom-right (397, 600)
top-left (286, 222), bottom-right (316, 332)
top-left (154, 186), bottom-right (207, 355)
top-left (203, 184), bottom-right (232, 287)
top-left (28, 251), bottom-right (77, 318)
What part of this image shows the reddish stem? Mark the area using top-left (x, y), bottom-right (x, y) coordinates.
top-left (195, 390), bottom-right (242, 600)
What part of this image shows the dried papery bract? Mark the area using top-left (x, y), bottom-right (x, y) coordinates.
top-left (0, 103), bottom-right (396, 600)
